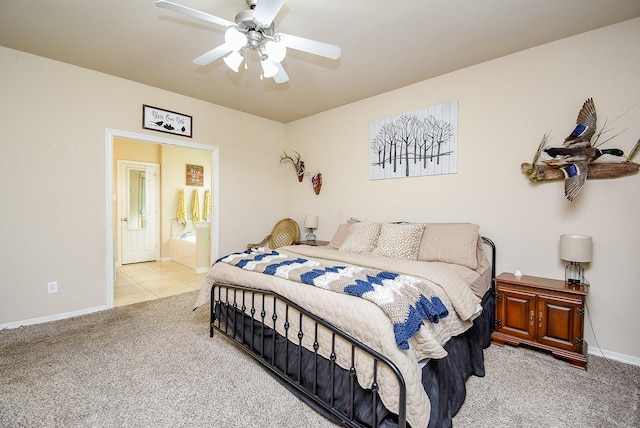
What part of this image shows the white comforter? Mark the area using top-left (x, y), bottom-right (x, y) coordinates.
top-left (195, 245), bottom-right (484, 428)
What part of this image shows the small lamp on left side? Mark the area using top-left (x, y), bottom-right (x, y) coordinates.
top-left (304, 215), bottom-right (318, 242)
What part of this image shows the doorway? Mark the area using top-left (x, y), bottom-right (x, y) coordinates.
top-left (105, 128), bottom-right (219, 309)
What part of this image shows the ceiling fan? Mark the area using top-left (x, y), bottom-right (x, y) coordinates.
top-left (156, 0), bottom-right (341, 84)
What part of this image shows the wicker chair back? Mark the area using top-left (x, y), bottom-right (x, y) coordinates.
top-left (247, 218), bottom-right (300, 249)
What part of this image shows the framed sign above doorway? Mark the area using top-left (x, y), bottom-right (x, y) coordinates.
top-left (142, 104), bottom-right (192, 138)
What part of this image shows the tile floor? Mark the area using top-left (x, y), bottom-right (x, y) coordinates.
top-left (114, 260), bottom-right (206, 307)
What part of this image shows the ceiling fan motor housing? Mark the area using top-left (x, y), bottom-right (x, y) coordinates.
top-left (235, 9), bottom-right (274, 51)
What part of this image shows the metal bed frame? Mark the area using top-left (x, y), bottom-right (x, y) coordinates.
top-left (209, 237), bottom-right (496, 428)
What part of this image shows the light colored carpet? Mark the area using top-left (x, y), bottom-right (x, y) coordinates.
top-left (454, 345), bottom-right (639, 427)
top-left (1, 291), bottom-right (638, 427)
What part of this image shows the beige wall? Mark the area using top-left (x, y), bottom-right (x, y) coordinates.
top-left (284, 18), bottom-right (640, 363)
top-left (0, 45), bottom-right (286, 325)
top-left (1, 18), bottom-right (638, 363)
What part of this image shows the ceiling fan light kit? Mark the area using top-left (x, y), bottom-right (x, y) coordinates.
top-left (225, 27), bottom-right (248, 50)
top-left (156, 0), bottom-right (341, 84)
top-left (223, 50), bottom-right (245, 72)
top-left (264, 40), bottom-right (286, 63)
top-left (260, 58), bottom-right (279, 78)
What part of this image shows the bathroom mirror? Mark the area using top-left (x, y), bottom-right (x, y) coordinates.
top-left (128, 169), bottom-right (147, 230)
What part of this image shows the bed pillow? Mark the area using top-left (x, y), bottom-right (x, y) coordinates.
top-left (339, 223), bottom-right (382, 254)
top-left (418, 223), bottom-right (480, 269)
top-left (371, 223), bottom-right (425, 260)
top-left (328, 223), bottom-right (352, 249)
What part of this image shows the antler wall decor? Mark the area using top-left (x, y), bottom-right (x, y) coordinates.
top-left (280, 151), bottom-right (305, 182)
top-left (280, 151), bottom-right (323, 195)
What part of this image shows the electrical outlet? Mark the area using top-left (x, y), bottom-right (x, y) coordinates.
top-left (48, 281), bottom-right (58, 294)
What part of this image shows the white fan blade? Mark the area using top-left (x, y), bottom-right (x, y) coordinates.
top-left (253, 0), bottom-right (285, 27)
top-left (156, 0), bottom-right (234, 28)
top-left (278, 33), bottom-right (341, 60)
top-left (272, 62), bottom-right (289, 84)
top-left (193, 43), bottom-right (233, 66)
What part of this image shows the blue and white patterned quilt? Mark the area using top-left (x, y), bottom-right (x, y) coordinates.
top-left (218, 248), bottom-right (449, 349)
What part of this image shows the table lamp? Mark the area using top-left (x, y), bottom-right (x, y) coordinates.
top-left (559, 234), bottom-right (592, 285)
top-left (304, 215), bottom-right (318, 242)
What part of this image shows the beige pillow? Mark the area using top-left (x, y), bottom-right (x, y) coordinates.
top-left (418, 223), bottom-right (480, 269)
top-left (371, 223), bottom-right (425, 260)
top-left (339, 223), bottom-right (382, 254)
top-left (328, 223), bottom-right (352, 249)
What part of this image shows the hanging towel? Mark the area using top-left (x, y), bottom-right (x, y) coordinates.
top-left (192, 189), bottom-right (201, 223)
top-left (177, 189), bottom-right (187, 225)
top-left (203, 189), bottom-right (211, 221)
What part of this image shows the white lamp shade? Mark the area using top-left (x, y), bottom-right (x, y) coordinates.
top-left (559, 234), bottom-right (592, 262)
top-left (223, 51), bottom-right (244, 72)
top-left (304, 215), bottom-right (318, 229)
top-left (265, 40), bottom-right (286, 63)
top-left (260, 58), bottom-right (278, 78)
top-left (225, 27), bottom-right (248, 50)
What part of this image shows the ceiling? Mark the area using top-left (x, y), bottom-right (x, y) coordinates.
top-left (1, 1), bottom-right (639, 123)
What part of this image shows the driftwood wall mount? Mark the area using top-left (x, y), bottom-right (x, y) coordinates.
top-left (522, 161), bottom-right (639, 182)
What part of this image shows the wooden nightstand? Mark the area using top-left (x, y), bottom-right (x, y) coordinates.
top-left (491, 272), bottom-right (588, 370)
top-left (294, 240), bottom-right (329, 246)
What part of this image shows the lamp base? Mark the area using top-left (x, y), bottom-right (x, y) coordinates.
top-left (306, 230), bottom-right (316, 242)
top-left (565, 262), bottom-right (585, 286)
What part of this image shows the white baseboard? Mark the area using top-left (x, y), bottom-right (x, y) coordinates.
top-left (588, 347), bottom-right (640, 367)
top-left (0, 305), bottom-right (108, 331)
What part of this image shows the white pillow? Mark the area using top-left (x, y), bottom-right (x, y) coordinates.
top-left (339, 223), bottom-right (382, 254)
top-left (371, 223), bottom-right (425, 260)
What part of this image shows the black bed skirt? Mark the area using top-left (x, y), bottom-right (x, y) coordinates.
top-left (421, 288), bottom-right (494, 427)
top-left (213, 288), bottom-right (494, 428)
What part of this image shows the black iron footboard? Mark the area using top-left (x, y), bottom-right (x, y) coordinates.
top-left (210, 283), bottom-right (407, 427)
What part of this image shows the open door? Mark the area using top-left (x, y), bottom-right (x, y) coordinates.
top-left (118, 160), bottom-right (160, 264)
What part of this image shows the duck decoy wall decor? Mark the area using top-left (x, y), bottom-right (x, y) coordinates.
top-left (521, 98), bottom-right (640, 201)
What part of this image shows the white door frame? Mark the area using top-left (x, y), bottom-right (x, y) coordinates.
top-left (105, 128), bottom-right (219, 309)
